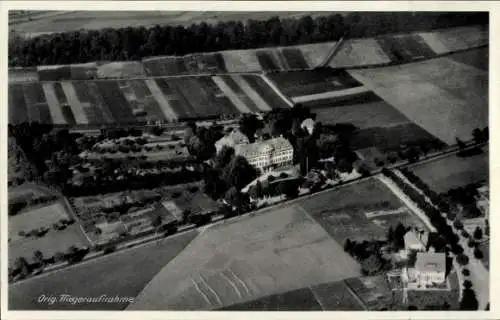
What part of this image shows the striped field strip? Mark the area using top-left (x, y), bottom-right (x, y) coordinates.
top-left (60, 82), bottom-right (89, 124)
top-left (144, 79), bottom-right (178, 122)
top-left (42, 83), bottom-right (67, 124)
top-left (212, 76), bottom-right (252, 113)
top-left (291, 86), bottom-right (370, 103)
top-left (259, 74), bottom-right (295, 107)
top-left (231, 75), bottom-right (272, 111)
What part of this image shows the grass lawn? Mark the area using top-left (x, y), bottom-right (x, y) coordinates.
top-left (9, 230), bottom-right (198, 310)
top-left (345, 276), bottom-right (393, 310)
top-left (298, 178), bottom-right (408, 243)
top-left (410, 147), bottom-right (489, 193)
top-left (349, 56), bottom-right (488, 145)
top-left (9, 202), bottom-right (69, 241)
top-left (129, 204), bottom-right (360, 310)
top-left (9, 224), bottom-right (91, 266)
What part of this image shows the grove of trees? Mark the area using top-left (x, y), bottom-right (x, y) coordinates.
top-left (9, 12), bottom-right (486, 67)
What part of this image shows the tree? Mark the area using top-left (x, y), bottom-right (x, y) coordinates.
top-left (472, 128), bottom-right (484, 143)
top-left (453, 219), bottom-right (464, 230)
top-left (239, 114), bottom-right (263, 142)
top-left (344, 238), bottom-right (353, 253)
top-left (278, 180), bottom-right (299, 199)
top-left (13, 257), bottom-right (30, 278)
top-left (393, 223), bottom-right (407, 249)
top-left (462, 268), bottom-right (470, 276)
top-left (467, 239), bottom-right (477, 248)
top-left (473, 227), bottom-right (483, 240)
top-left (463, 279), bottom-right (473, 289)
top-left (360, 253), bottom-right (383, 276)
top-left (222, 156), bottom-right (258, 190)
top-left (386, 226), bottom-right (394, 243)
top-left (214, 146), bottom-right (235, 169)
top-left (473, 248), bottom-right (484, 259)
top-left (151, 214), bottom-right (162, 228)
top-left (460, 288), bottom-right (479, 310)
top-left (254, 180), bottom-right (263, 199)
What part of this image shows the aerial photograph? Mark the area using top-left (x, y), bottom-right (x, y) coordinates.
top-left (7, 9), bottom-right (489, 312)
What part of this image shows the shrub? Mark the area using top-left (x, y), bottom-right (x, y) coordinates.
top-left (467, 239), bottom-right (477, 248)
top-left (462, 269), bottom-right (470, 276)
top-left (103, 245), bottom-right (117, 254)
top-left (279, 172), bottom-right (289, 179)
top-left (461, 230), bottom-right (470, 238)
top-left (473, 227), bottom-right (483, 240)
top-left (457, 254), bottom-right (469, 266)
top-left (453, 219), bottom-right (464, 230)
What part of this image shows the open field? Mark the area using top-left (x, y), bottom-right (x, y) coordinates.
top-left (9, 230), bottom-right (198, 310)
top-left (349, 51), bottom-right (488, 144)
top-left (129, 205), bottom-right (361, 310)
top-left (309, 92), bottom-right (410, 129)
top-left (298, 178), bottom-right (415, 243)
top-left (410, 146), bottom-right (489, 193)
top-left (10, 11), bottom-right (326, 36)
top-left (447, 47), bottom-right (488, 71)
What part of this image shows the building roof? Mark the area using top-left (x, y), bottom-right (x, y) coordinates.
top-left (215, 128), bottom-right (249, 150)
top-left (301, 118), bottom-right (315, 135)
top-left (234, 137), bottom-right (293, 158)
top-left (404, 230), bottom-right (425, 248)
top-left (415, 252), bottom-right (446, 273)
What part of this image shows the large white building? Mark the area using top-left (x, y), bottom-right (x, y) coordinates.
top-left (234, 137), bottom-right (294, 172)
top-left (405, 252), bottom-right (446, 287)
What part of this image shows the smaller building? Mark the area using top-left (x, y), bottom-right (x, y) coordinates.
top-left (234, 137), bottom-right (294, 173)
top-left (215, 128), bottom-right (249, 153)
top-left (301, 118), bottom-right (315, 135)
top-left (404, 229), bottom-right (428, 252)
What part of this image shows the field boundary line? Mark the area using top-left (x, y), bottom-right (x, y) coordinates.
top-left (212, 76), bottom-right (252, 113)
top-left (144, 79), bottom-right (178, 121)
top-left (231, 75), bottom-right (273, 111)
top-left (343, 280), bottom-right (369, 310)
top-left (291, 86), bottom-right (370, 103)
top-left (308, 286), bottom-right (327, 311)
top-left (259, 74), bottom-right (294, 107)
top-left (60, 81), bottom-right (89, 124)
top-left (227, 268), bottom-right (252, 296)
top-left (42, 83), bottom-right (67, 124)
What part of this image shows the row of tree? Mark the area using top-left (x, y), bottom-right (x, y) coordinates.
top-left (9, 12), bottom-right (487, 67)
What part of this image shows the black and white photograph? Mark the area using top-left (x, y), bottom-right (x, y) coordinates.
top-left (3, 2), bottom-right (493, 316)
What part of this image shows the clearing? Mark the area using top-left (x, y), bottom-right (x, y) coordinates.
top-left (129, 205), bottom-right (361, 310)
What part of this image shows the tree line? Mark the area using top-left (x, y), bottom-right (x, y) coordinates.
top-left (9, 12), bottom-right (487, 67)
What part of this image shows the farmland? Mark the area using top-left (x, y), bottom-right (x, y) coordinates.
top-left (128, 205), bottom-right (361, 310)
top-left (9, 230), bottom-right (198, 310)
top-left (409, 146), bottom-right (489, 193)
top-left (298, 178), bottom-right (419, 243)
top-left (349, 50), bottom-right (488, 144)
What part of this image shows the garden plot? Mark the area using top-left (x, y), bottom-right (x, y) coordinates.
top-left (220, 50), bottom-right (262, 73)
top-left (8, 68), bottom-right (39, 83)
top-left (433, 25), bottom-right (488, 53)
top-left (241, 75), bottom-right (290, 109)
top-left (349, 56), bottom-right (488, 144)
top-left (72, 81), bottom-right (111, 124)
top-left (299, 178), bottom-right (410, 243)
top-left (256, 50), bottom-right (283, 71)
top-left (97, 61), bottom-right (147, 79)
top-left (267, 69), bottom-right (363, 98)
top-left (22, 82), bottom-right (52, 123)
top-left (280, 48), bottom-right (310, 69)
top-left (142, 56), bottom-right (189, 77)
top-left (94, 80), bottom-right (136, 123)
top-left (37, 65), bottom-right (72, 81)
top-left (60, 82), bottom-right (89, 124)
top-left (144, 79), bottom-right (179, 121)
top-left (299, 42), bottom-right (336, 68)
top-left (129, 205), bottom-right (360, 310)
top-left (410, 146), bottom-right (489, 193)
top-left (8, 84), bottom-right (29, 124)
top-left (447, 47), bottom-right (488, 71)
